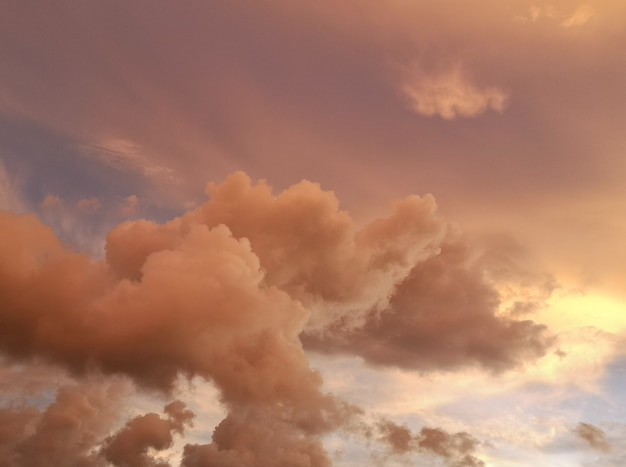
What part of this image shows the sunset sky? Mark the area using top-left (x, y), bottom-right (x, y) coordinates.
top-left (1, 1), bottom-right (626, 466)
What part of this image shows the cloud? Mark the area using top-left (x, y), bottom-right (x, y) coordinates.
top-left (77, 197), bottom-right (102, 213)
top-left (401, 65), bottom-right (508, 120)
top-left (41, 194), bottom-right (62, 208)
top-left (180, 405), bottom-right (352, 467)
top-left (574, 422), bottom-right (610, 452)
top-left (1, 1), bottom-right (625, 464)
top-left (515, 4), bottom-right (594, 28)
top-left (377, 419), bottom-right (485, 466)
top-left (101, 401), bottom-right (194, 467)
top-left (303, 231), bottom-right (553, 373)
top-left (562, 6), bottom-right (594, 28)
top-left (514, 5), bottom-right (558, 23)
top-left (0, 366), bottom-right (196, 467)
top-left (0, 379), bottom-right (128, 467)
top-left (0, 172), bottom-right (554, 464)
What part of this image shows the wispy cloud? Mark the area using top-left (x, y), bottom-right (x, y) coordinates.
top-left (78, 138), bottom-right (179, 185)
top-left (516, 4), bottom-right (594, 27)
top-left (562, 5), bottom-right (594, 28)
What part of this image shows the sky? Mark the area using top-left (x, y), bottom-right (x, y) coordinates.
top-left (1, 1), bottom-right (626, 465)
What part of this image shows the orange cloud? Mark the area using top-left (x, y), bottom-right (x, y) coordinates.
top-left (0, 172), bottom-right (554, 464)
top-left (0, 380), bottom-right (127, 466)
top-left (303, 232), bottom-right (552, 372)
top-left (101, 401), bottom-right (194, 466)
top-left (377, 419), bottom-right (485, 466)
top-left (562, 6), bottom-right (594, 27)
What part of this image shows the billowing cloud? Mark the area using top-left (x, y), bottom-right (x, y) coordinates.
top-left (1, 1), bottom-right (625, 465)
top-left (303, 232), bottom-right (552, 372)
top-left (0, 379), bottom-right (127, 467)
top-left (107, 171), bottom-right (446, 332)
top-left (101, 401), bottom-right (194, 466)
top-left (401, 65), bottom-right (508, 120)
top-left (0, 172), bottom-right (554, 464)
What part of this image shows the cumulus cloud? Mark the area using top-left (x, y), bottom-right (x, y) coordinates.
top-left (101, 401), bottom-right (194, 467)
top-left (0, 172), bottom-right (554, 464)
top-left (401, 65), bottom-right (508, 120)
top-left (303, 232), bottom-right (552, 372)
top-left (0, 379), bottom-right (128, 467)
top-left (0, 368), bottom-right (196, 467)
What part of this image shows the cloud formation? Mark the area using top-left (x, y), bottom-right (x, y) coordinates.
top-left (102, 401), bottom-right (194, 467)
top-left (0, 172), bottom-right (554, 464)
top-left (401, 65), bottom-right (508, 120)
top-left (0, 379), bottom-right (127, 467)
top-left (377, 419), bottom-right (485, 466)
top-left (303, 232), bottom-right (552, 372)
top-left (1, 1), bottom-right (625, 464)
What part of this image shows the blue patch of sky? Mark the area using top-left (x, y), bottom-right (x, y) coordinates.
top-left (0, 112), bottom-right (144, 207)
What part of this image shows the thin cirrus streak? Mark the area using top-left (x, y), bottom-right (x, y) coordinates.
top-left (0, 172), bottom-right (554, 466)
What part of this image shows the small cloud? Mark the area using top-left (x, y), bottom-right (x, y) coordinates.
top-left (41, 194), bottom-right (62, 208)
top-left (515, 5), bottom-right (592, 27)
top-left (77, 197), bottom-right (102, 213)
top-left (562, 5), bottom-right (594, 28)
top-left (575, 422), bottom-right (610, 452)
top-left (401, 65), bottom-right (508, 120)
top-left (530, 6), bottom-right (546, 21)
top-left (526, 5), bottom-right (557, 22)
top-left (376, 419), bottom-right (485, 466)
